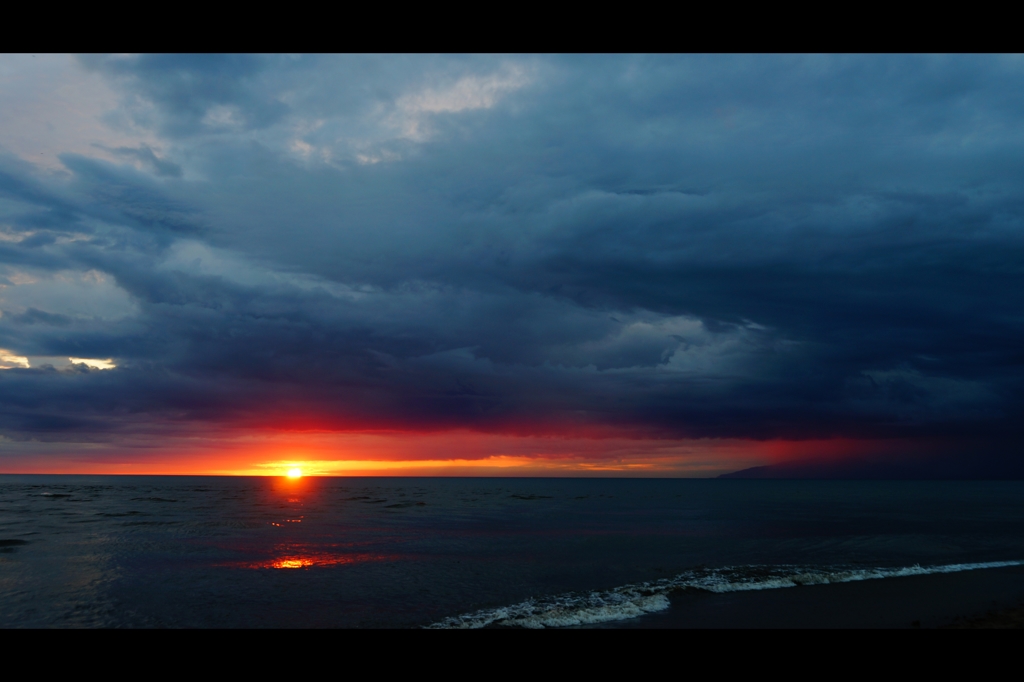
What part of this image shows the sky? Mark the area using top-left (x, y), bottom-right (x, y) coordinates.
top-left (2, 54), bottom-right (1024, 477)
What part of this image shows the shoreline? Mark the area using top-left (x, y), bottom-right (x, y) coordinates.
top-left (579, 565), bottom-right (1024, 628)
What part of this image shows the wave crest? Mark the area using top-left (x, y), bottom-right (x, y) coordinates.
top-left (427, 560), bottom-right (1024, 629)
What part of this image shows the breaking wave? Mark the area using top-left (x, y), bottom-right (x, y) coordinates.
top-left (426, 560), bottom-right (1024, 629)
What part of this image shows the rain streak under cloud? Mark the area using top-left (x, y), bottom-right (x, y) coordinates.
top-left (2, 54), bottom-right (1024, 476)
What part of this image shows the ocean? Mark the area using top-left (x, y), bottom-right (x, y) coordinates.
top-left (2, 476), bottom-right (1023, 628)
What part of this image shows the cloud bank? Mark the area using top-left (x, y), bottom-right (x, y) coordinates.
top-left (2, 54), bottom-right (1024, 474)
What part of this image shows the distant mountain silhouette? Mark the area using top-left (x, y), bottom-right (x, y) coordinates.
top-left (720, 451), bottom-right (1024, 480)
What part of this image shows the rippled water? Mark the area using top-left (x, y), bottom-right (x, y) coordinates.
top-left (2, 476), bottom-right (1023, 627)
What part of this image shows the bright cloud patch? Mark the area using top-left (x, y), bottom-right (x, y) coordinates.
top-left (68, 357), bottom-right (116, 370)
top-left (398, 66), bottom-right (531, 115)
top-left (0, 349), bottom-right (29, 369)
top-left (393, 65), bottom-right (531, 141)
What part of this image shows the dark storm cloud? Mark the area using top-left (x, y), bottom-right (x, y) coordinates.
top-left (58, 154), bottom-right (203, 235)
top-left (3, 55), bottom-right (1024, 456)
top-left (79, 54), bottom-right (290, 135)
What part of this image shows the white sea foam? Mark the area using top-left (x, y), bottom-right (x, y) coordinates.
top-left (426, 560), bottom-right (1024, 629)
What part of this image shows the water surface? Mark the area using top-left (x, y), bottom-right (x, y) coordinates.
top-left (2, 476), bottom-right (1023, 627)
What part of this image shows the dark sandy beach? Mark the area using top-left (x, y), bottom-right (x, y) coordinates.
top-left (590, 565), bottom-right (1024, 628)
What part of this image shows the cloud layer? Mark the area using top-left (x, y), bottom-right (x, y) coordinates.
top-left (2, 55), bottom-right (1024, 471)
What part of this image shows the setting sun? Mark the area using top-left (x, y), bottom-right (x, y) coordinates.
top-left (286, 468), bottom-right (303, 478)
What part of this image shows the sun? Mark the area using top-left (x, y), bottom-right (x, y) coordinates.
top-left (286, 468), bottom-right (303, 479)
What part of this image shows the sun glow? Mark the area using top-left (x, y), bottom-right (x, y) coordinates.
top-left (286, 468), bottom-right (303, 478)
top-left (69, 357), bottom-right (116, 370)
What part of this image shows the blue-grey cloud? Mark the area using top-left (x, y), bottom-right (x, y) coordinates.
top-left (1, 55), bottom-right (1024, 463)
top-left (97, 144), bottom-right (182, 177)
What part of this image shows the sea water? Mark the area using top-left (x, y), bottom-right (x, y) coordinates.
top-left (2, 476), bottom-right (1023, 628)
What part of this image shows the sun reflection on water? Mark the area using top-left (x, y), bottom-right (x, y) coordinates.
top-left (275, 557), bottom-right (315, 569)
top-left (223, 544), bottom-right (398, 570)
top-left (263, 552), bottom-right (392, 569)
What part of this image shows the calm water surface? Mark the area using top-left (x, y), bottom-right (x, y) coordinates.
top-left (2, 476), bottom-right (1023, 627)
